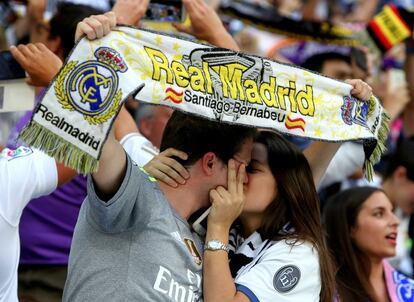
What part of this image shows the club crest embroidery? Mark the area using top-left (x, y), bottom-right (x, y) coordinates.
top-left (3, 146), bottom-right (33, 161)
top-left (55, 47), bottom-right (127, 124)
top-left (341, 95), bottom-right (375, 129)
top-left (273, 265), bottom-right (301, 293)
top-left (392, 270), bottom-right (414, 301)
top-left (184, 238), bottom-right (203, 267)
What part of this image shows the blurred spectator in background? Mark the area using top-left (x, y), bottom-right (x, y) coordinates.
top-left (324, 186), bottom-right (403, 301)
top-left (301, 51), bottom-right (353, 80)
top-left (272, 0), bottom-right (304, 19)
top-left (0, 146), bottom-right (76, 302)
top-left (380, 137), bottom-right (414, 276)
top-left (329, 0), bottom-right (379, 23)
top-left (134, 103), bottom-right (173, 150)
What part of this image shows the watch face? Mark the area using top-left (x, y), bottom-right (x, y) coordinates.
top-left (210, 241), bottom-right (221, 249)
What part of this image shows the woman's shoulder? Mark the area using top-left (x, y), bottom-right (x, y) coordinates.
top-left (265, 239), bottom-right (319, 262)
top-left (255, 239), bottom-right (320, 278)
top-left (234, 239), bottom-right (321, 301)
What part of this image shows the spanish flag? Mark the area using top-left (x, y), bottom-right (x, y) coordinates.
top-left (367, 4), bottom-right (413, 52)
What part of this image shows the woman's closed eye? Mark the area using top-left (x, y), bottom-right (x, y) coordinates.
top-left (245, 165), bottom-right (254, 173)
top-left (246, 164), bottom-right (260, 173)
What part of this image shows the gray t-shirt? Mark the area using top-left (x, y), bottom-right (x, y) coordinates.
top-left (63, 156), bottom-right (204, 302)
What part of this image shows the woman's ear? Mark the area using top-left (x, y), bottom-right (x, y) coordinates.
top-left (350, 225), bottom-right (358, 239)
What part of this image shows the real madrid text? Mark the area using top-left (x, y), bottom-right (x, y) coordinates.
top-left (145, 47), bottom-right (316, 118)
top-left (36, 104), bottom-right (101, 150)
top-left (184, 90), bottom-right (287, 122)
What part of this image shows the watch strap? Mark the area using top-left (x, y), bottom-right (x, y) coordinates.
top-left (204, 240), bottom-right (230, 253)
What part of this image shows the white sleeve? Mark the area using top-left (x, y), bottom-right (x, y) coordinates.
top-left (319, 142), bottom-right (365, 189)
top-left (235, 241), bottom-right (321, 302)
top-left (0, 147), bottom-right (57, 226)
top-left (120, 133), bottom-right (159, 166)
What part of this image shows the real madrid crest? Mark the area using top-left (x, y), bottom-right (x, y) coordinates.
top-left (55, 47), bottom-right (128, 125)
top-left (184, 238), bottom-right (203, 267)
top-left (341, 95), bottom-right (375, 129)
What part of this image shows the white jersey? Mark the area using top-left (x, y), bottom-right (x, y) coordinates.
top-left (231, 231), bottom-right (321, 302)
top-left (120, 133), bottom-right (159, 166)
top-left (319, 142), bottom-right (365, 189)
top-left (0, 147), bottom-right (57, 302)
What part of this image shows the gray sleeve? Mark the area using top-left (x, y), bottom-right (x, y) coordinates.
top-left (85, 155), bottom-right (150, 233)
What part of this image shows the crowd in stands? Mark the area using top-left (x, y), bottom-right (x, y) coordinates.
top-left (1, 0), bottom-right (414, 301)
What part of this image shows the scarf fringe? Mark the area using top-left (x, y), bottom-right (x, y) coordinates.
top-left (364, 110), bottom-right (390, 181)
top-left (18, 121), bottom-right (98, 174)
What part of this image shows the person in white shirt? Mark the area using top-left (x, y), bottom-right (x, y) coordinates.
top-left (0, 147), bottom-right (69, 302)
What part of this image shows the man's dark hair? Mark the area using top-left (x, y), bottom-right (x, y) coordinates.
top-left (160, 111), bottom-right (257, 167)
top-left (301, 52), bottom-right (351, 73)
top-left (383, 137), bottom-right (414, 181)
top-left (49, 3), bottom-right (103, 58)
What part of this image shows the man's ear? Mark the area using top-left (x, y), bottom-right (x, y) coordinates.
top-left (393, 166), bottom-right (408, 182)
top-left (201, 152), bottom-right (220, 176)
top-left (48, 36), bottom-right (63, 58)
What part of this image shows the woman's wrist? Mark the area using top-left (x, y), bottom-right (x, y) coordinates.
top-left (206, 224), bottom-right (230, 243)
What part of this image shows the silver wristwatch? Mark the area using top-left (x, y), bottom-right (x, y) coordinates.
top-left (204, 240), bottom-right (230, 253)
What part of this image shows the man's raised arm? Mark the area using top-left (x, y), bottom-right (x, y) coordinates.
top-left (74, 0), bottom-right (150, 199)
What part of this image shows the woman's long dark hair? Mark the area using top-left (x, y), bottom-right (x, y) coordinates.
top-left (323, 186), bottom-right (384, 302)
top-left (255, 130), bottom-right (336, 302)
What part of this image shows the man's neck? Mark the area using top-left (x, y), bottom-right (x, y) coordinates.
top-left (159, 182), bottom-right (204, 221)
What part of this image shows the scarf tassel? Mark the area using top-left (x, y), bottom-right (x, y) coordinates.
top-left (364, 110), bottom-right (390, 181)
top-left (19, 121), bottom-right (98, 174)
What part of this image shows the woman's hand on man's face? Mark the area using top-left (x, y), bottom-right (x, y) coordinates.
top-left (208, 159), bottom-right (246, 232)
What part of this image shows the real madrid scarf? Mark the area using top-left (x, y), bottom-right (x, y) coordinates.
top-left (19, 26), bottom-right (389, 179)
top-left (383, 260), bottom-right (414, 301)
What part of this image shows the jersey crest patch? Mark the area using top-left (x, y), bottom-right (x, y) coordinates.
top-left (273, 265), bottom-right (301, 293)
top-left (4, 146), bottom-right (33, 161)
top-left (184, 238), bottom-right (202, 267)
